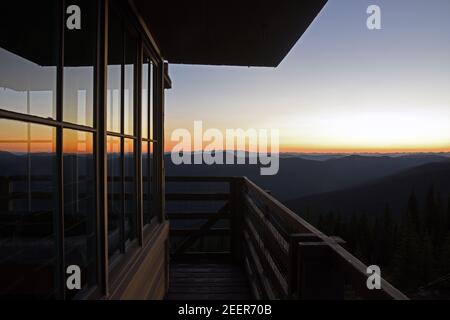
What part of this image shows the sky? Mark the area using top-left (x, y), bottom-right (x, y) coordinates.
top-left (165, 0), bottom-right (450, 153)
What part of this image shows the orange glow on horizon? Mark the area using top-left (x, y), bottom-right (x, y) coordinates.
top-left (0, 120), bottom-right (448, 155)
top-left (277, 146), bottom-right (450, 154)
top-left (163, 142), bottom-right (450, 154)
top-left (1, 141), bottom-right (448, 154)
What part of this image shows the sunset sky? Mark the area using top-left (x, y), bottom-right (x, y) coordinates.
top-left (165, 0), bottom-right (450, 153)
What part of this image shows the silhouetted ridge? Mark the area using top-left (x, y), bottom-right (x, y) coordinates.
top-left (285, 160), bottom-right (450, 218)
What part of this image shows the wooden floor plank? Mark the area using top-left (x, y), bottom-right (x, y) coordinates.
top-left (166, 293), bottom-right (251, 300)
top-left (166, 262), bottom-right (253, 300)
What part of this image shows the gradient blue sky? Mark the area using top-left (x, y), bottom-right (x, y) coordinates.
top-left (166, 0), bottom-right (450, 152)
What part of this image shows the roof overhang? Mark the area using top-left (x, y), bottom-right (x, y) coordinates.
top-left (132, 0), bottom-right (328, 67)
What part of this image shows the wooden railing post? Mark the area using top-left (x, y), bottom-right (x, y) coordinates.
top-left (287, 233), bottom-right (320, 299)
top-left (230, 177), bottom-right (244, 264)
top-left (296, 242), bottom-right (345, 299)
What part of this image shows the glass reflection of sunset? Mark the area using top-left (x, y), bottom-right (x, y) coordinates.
top-left (0, 119), bottom-right (55, 154)
top-left (63, 129), bottom-right (93, 154)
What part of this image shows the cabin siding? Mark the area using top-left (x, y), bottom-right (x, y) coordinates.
top-left (108, 222), bottom-right (169, 299)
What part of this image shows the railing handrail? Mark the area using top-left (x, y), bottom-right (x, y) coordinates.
top-left (241, 176), bottom-right (408, 300)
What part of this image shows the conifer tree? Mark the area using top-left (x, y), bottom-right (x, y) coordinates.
top-left (303, 206), bottom-right (312, 223)
top-left (324, 210), bottom-right (335, 235)
top-left (426, 185), bottom-right (435, 231)
top-left (446, 195), bottom-right (450, 232)
top-left (358, 213), bottom-right (372, 263)
top-left (392, 222), bottom-right (422, 290)
top-left (317, 213), bottom-right (324, 232)
top-left (439, 233), bottom-right (450, 276)
top-left (347, 213), bottom-right (358, 253)
top-left (426, 185), bottom-right (441, 246)
top-left (333, 212), bottom-right (342, 236)
top-left (407, 189), bottom-right (420, 233)
top-left (420, 233), bottom-right (435, 285)
top-left (380, 203), bottom-right (395, 266)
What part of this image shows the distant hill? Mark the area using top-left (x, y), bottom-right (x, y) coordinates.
top-left (277, 152), bottom-right (450, 161)
top-left (0, 151), bottom-right (448, 204)
top-left (285, 161), bottom-right (450, 218)
top-left (166, 153), bottom-right (449, 200)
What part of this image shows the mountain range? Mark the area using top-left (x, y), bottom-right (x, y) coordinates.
top-left (165, 153), bottom-right (450, 200)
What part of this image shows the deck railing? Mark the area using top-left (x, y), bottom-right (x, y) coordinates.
top-left (165, 176), bottom-right (234, 260)
top-left (165, 176), bottom-right (409, 300)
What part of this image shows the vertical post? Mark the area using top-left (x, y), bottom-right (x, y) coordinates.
top-left (119, 17), bottom-right (125, 254)
top-left (160, 62), bottom-right (168, 296)
top-left (296, 242), bottom-right (344, 299)
top-left (136, 37), bottom-right (143, 246)
top-left (165, 237), bottom-right (170, 297)
top-left (160, 63), bottom-right (167, 222)
top-left (230, 178), bottom-right (243, 263)
top-left (153, 63), bottom-right (160, 222)
top-left (287, 233), bottom-right (319, 299)
top-left (234, 177), bottom-right (245, 264)
top-left (96, 0), bottom-right (109, 296)
top-left (154, 60), bottom-right (166, 223)
top-left (56, 0), bottom-right (65, 300)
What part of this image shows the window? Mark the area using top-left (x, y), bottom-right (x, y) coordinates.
top-left (142, 56), bottom-right (154, 140)
top-left (0, 1), bottom-right (59, 298)
top-left (142, 141), bottom-right (154, 225)
top-left (106, 7), bottom-right (139, 259)
top-left (107, 7), bottom-right (122, 133)
top-left (107, 135), bottom-right (122, 257)
top-left (142, 53), bottom-right (156, 225)
top-left (63, 0), bottom-right (96, 127)
top-left (124, 29), bottom-right (137, 136)
top-left (0, 1), bottom-right (57, 119)
top-left (149, 63), bottom-right (154, 140)
top-left (63, 129), bottom-right (96, 298)
top-left (124, 139), bottom-right (136, 242)
top-left (141, 61), bottom-right (149, 139)
top-left (0, 119), bottom-right (58, 298)
top-left (61, 1), bottom-right (98, 296)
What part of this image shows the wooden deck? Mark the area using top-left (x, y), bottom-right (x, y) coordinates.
top-left (164, 176), bottom-right (409, 300)
top-left (166, 263), bottom-right (252, 300)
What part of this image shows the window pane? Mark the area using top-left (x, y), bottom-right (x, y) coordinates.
top-left (0, 119), bottom-right (57, 298)
top-left (107, 135), bottom-right (122, 258)
top-left (141, 59), bottom-right (148, 139)
top-left (142, 141), bottom-right (154, 225)
top-left (107, 65), bottom-right (121, 133)
top-left (142, 141), bottom-right (148, 222)
top-left (124, 139), bottom-right (136, 243)
top-left (124, 30), bottom-right (136, 136)
top-left (63, 0), bottom-right (96, 126)
top-left (149, 62), bottom-right (154, 140)
top-left (107, 8), bottom-right (122, 133)
top-left (0, 1), bottom-right (57, 119)
top-left (63, 129), bottom-right (96, 297)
